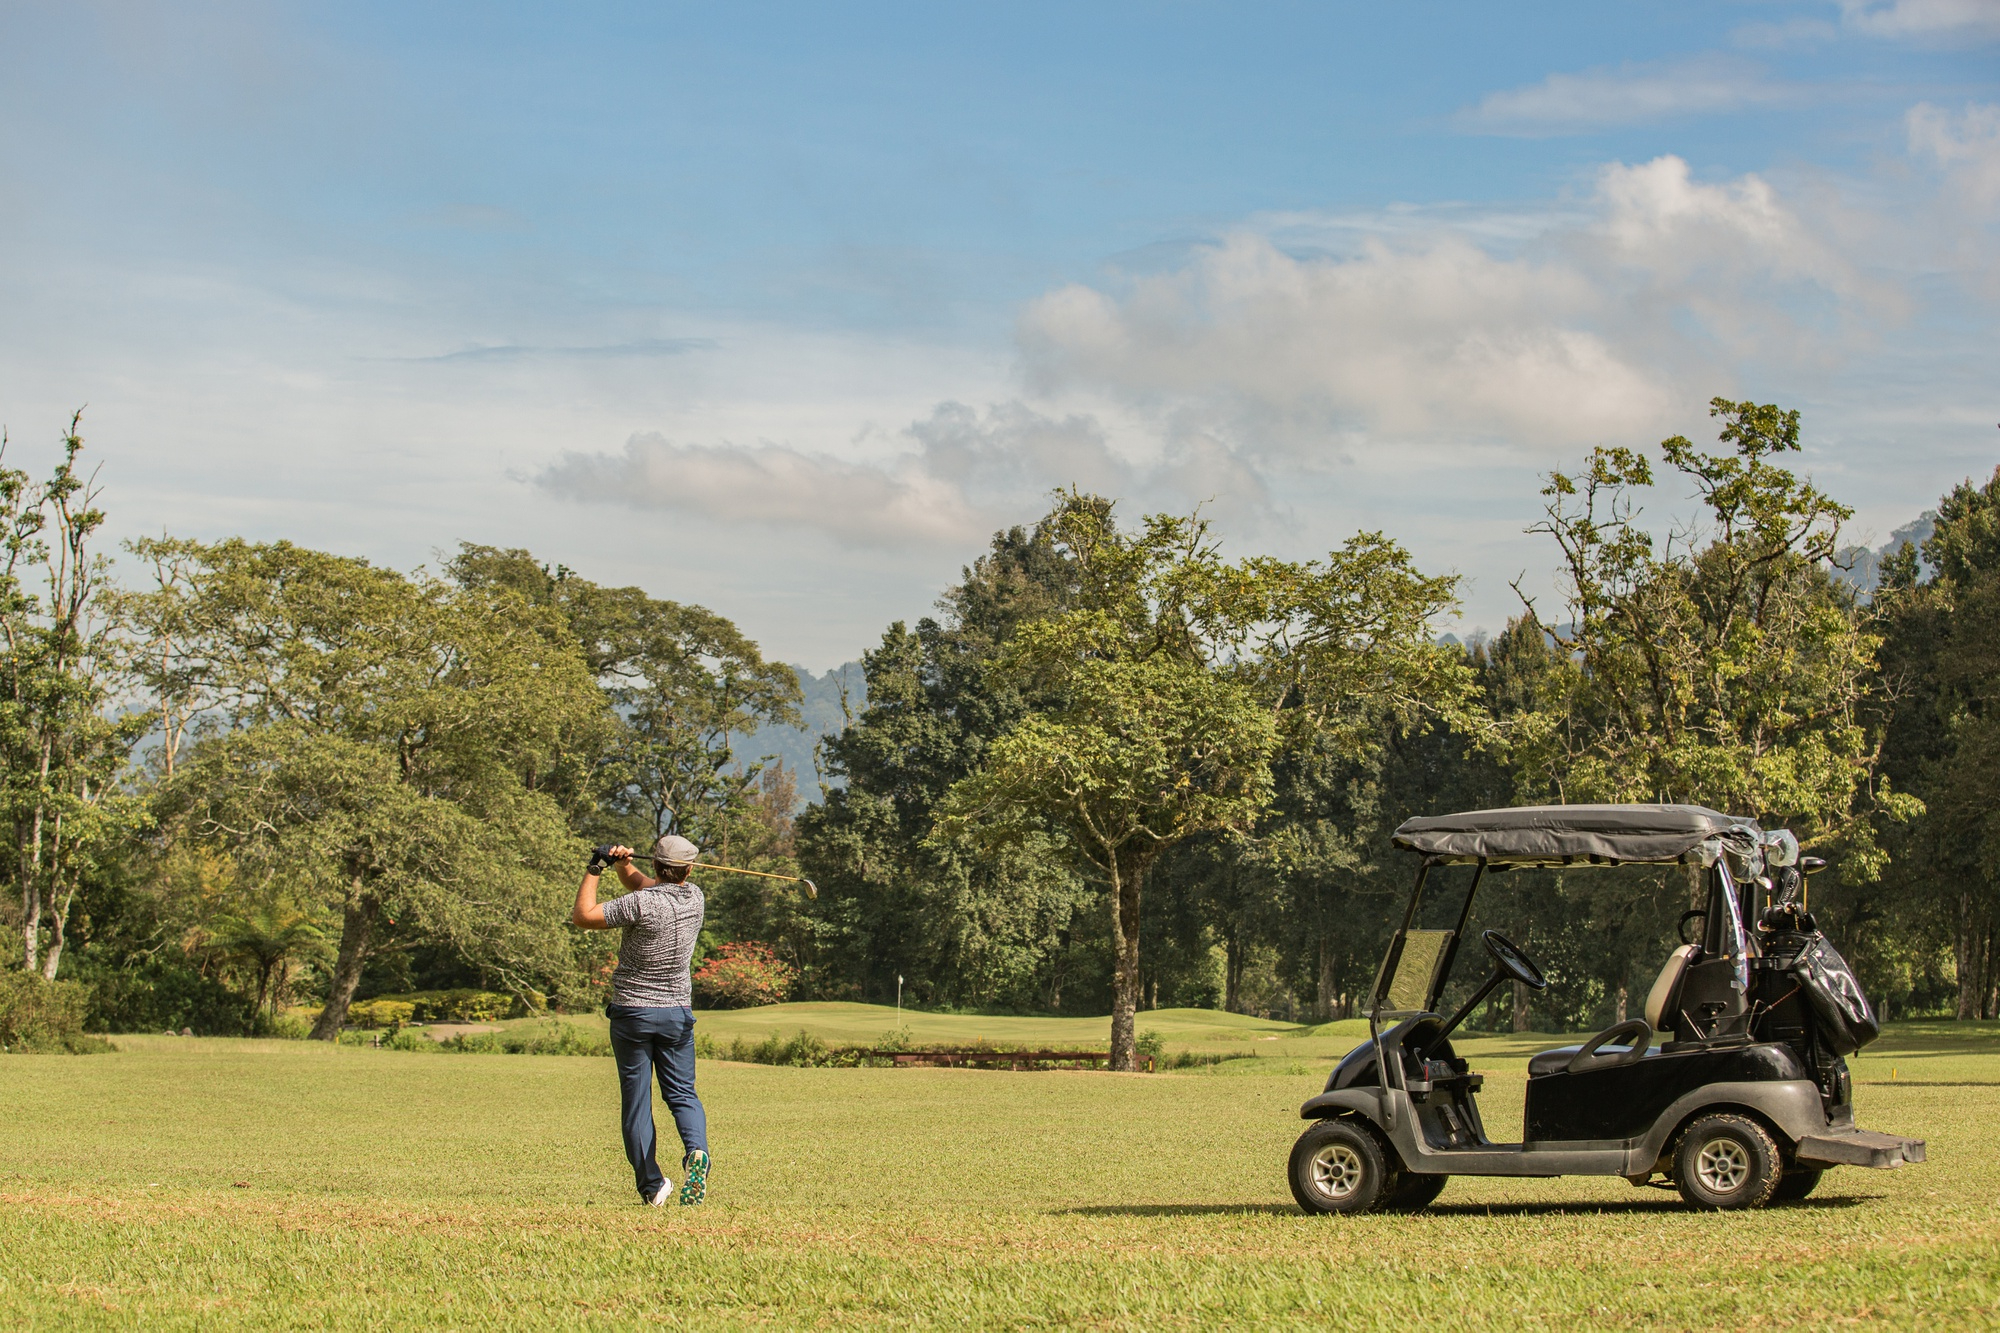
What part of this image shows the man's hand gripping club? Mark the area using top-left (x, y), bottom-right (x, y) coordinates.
top-left (573, 845), bottom-right (649, 929)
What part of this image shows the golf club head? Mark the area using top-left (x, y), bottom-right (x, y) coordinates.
top-left (802, 878), bottom-right (818, 899)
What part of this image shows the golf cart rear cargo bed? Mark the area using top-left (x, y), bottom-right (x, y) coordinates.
top-left (1795, 1129), bottom-right (1925, 1169)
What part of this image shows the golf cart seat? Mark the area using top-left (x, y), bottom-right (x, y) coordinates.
top-left (1644, 944), bottom-right (1696, 1030)
top-left (1526, 1038), bottom-right (1650, 1077)
top-left (1528, 1017), bottom-right (1660, 1077)
top-left (1525, 946), bottom-right (1694, 1078)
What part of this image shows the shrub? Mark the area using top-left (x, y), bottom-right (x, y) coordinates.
top-left (0, 971), bottom-right (112, 1054)
top-left (1135, 1030), bottom-right (1165, 1069)
top-left (439, 1021), bottom-right (611, 1057)
top-left (84, 959), bottom-right (251, 1036)
top-left (692, 941), bottom-right (796, 1009)
top-left (710, 1028), bottom-right (832, 1067)
top-left (1163, 1050), bottom-right (1250, 1070)
top-left (265, 1011), bottom-right (313, 1040)
top-left (362, 990), bottom-right (528, 1023)
top-left (381, 1027), bottom-right (442, 1052)
top-left (345, 999), bottom-right (416, 1030)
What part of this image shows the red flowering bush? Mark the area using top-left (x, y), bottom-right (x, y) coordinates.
top-left (693, 941), bottom-right (796, 1009)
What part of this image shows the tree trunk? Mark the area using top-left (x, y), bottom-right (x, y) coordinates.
top-left (1512, 979), bottom-right (1530, 1032)
top-left (311, 893), bottom-right (380, 1041)
top-left (1956, 893), bottom-right (1986, 1021)
top-left (1614, 984), bottom-right (1628, 1024)
top-left (20, 811), bottom-right (44, 974)
top-left (40, 815), bottom-right (74, 980)
top-left (1980, 921), bottom-right (1999, 1022)
top-left (19, 866), bottom-right (38, 975)
top-left (1223, 928), bottom-right (1243, 1014)
top-left (1315, 935), bottom-right (1335, 1022)
top-left (1106, 856), bottom-right (1145, 1072)
top-left (39, 897), bottom-right (66, 980)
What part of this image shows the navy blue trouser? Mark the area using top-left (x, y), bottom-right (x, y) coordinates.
top-left (607, 1005), bottom-right (709, 1200)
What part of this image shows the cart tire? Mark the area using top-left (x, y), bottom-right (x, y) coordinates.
top-left (1384, 1172), bottom-right (1447, 1212)
top-left (1771, 1164), bottom-right (1825, 1203)
top-left (1673, 1114), bottom-right (1781, 1210)
top-left (1290, 1118), bottom-right (1398, 1215)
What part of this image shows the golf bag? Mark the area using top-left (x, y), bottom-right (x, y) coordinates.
top-left (1785, 932), bottom-right (1880, 1056)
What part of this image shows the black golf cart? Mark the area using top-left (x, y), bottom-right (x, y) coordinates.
top-left (1288, 804), bottom-right (1925, 1214)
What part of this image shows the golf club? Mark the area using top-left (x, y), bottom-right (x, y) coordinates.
top-left (601, 848), bottom-right (818, 898)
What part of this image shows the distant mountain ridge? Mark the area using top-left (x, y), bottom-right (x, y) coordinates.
top-left (1834, 514), bottom-right (1936, 596)
top-left (728, 661), bottom-right (867, 806)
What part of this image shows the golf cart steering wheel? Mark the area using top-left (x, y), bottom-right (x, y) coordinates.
top-left (1481, 930), bottom-right (1548, 991)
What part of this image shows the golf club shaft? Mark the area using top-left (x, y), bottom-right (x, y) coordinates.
top-left (605, 850), bottom-right (817, 897)
top-left (694, 861), bottom-right (807, 885)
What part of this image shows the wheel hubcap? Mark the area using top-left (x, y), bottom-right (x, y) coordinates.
top-left (1696, 1137), bottom-right (1750, 1194)
top-left (1310, 1143), bottom-right (1363, 1199)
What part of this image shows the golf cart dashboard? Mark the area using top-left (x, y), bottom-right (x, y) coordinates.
top-left (1325, 1014), bottom-right (1483, 1099)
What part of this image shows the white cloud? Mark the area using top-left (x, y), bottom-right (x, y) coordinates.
top-left (537, 397), bottom-right (1281, 548)
top-left (539, 435), bottom-right (982, 547)
top-left (907, 401), bottom-right (1131, 498)
top-left (1017, 156), bottom-right (1892, 459)
top-left (1839, 0), bottom-right (2000, 39)
top-left (1908, 102), bottom-right (2000, 210)
top-left (1022, 232), bottom-right (1664, 446)
top-left (1461, 56), bottom-right (1800, 135)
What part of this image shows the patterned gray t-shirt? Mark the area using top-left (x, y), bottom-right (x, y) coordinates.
top-left (600, 881), bottom-right (705, 1008)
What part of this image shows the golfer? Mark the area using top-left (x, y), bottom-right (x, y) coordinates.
top-left (572, 834), bottom-right (710, 1206)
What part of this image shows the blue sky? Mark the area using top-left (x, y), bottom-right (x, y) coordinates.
top-left (2, 1), bottom-right (1996, 665)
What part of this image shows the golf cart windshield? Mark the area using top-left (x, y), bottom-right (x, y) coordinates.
top-left (1368, 804), bottom-right (1771, 1029)
top-left (1381, 929), bottom-right (1453, 1014)
top-left (1392, 803), bottom-right (1762, 867)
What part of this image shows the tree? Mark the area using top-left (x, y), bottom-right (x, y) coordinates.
top-left (1872, 467), bottom-right (2000, 1018)
top-left (938, 494), bottom-right (1467, 1068)
top-left (1, 415), bottom-right (148, 979)
top-left (445, 545), bottom-right (801, 856)
top-left (1513, 399), bottom-right (1911, 869)
top-left (206, 886), bottom-right (328, 1017)
top-left (132, 541), bottom-right (609, 1036)
top-left (795, 521), bottom-right (1096, 1010)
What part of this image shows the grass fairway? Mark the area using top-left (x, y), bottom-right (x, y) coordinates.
top-left (1, 1021), bottom-right (1995, 1328)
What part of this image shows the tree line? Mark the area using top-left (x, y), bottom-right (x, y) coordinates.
top-left (6, 400), bottom-right (1998, 1065)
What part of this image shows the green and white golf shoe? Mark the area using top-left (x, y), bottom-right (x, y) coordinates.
top-left (679, 1149), bottom-right (709, 1206)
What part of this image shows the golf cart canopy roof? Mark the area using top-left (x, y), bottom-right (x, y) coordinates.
top-left (1392, 803), bottom-right (1762, 867)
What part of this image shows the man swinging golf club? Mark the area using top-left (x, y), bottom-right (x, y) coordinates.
top-left (572, 834), bottom-right (710, 1207)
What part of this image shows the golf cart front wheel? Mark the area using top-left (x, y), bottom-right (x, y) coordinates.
top-left (1289, 1118), bottom-right (1398, 1215)
top-left (1673, 1114), bottom-right (1780, 1210)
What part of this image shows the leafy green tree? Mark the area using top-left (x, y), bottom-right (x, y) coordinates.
top-left (445, 545), bottom-right (801, 857)
top-left (796, 521), bottom-right (1095, 1010)
top-left (938, 494), bottom-right (1467, 1068)
top-left (130, 541), bottom-right (608, 1035)
top-left (1513, 399), bottom-right (1912, 869)
top-left (1872, 468), bottom-right (2000, 1017)
top-left (1, 416), bottom-right (148, 979)
top-left (206, 886), bottom-right (328, 1017)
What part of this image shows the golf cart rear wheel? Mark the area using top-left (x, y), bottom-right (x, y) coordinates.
top-left (1289, 1118), bottom-right (1398, 1215)
top-left (1385, 1172), bottom-right (1447, 1212)
top-left (1772, 1164), bottom-right (1825, 1203)
top-left (1673, 1114), bottom-right (1780, 1211)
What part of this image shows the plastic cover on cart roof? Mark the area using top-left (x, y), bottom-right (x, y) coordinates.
top-left (1392, 803), bottom-right (1762, 866)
